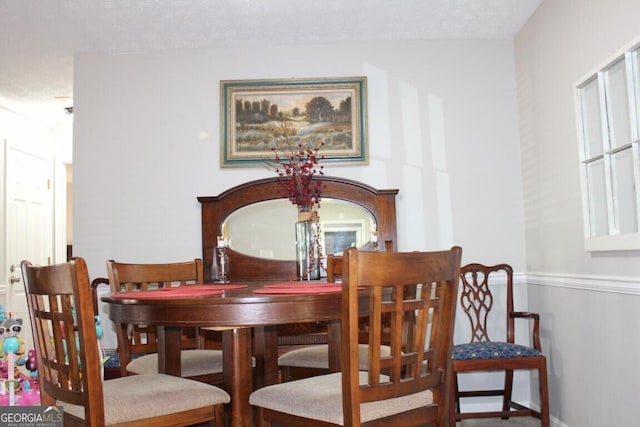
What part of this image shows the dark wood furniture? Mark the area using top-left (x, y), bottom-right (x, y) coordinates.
top-left (198, 176), bottom-right (399, 355)
top-left (90, 277), bottom-right (122, 380)
top-left (198, 176), bottom-right (398, 282)
top-left (250, 247), bottom-right (462, 427)
top-left (450, 263), bottom-right (550, 427)
top-left (103, 282), bottom-right (365, 427)
top-left (278, 240), bottom-right (396, 381)
top-left (106, 258), bottom-right (225, 386)
top-left (276, 253), bottom-right (347, 381)
top-left (23, 257), bottom-right (228, 427)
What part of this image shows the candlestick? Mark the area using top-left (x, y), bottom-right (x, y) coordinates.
top-left (222, 223), bottom-right (229, 241)
top-left (218, 244), bottom-right (229, 283)
top-left (8, 352), bottom-right (14, 406)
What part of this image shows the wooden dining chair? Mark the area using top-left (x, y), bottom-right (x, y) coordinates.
top-left (325, 240), bottom-right (394, 282)
top-left (251, 246), bottom-right (462, 427)
top-left (278, 241), bottom-right (396, 381)
top-left (278, 251), bottom-right (389, 381)
top-left (449, 263), bottom-right (550, 427)
top-left (89, 276), bottom-right (122, 379)
top-left (106, 258), bottom-right (225, 386)
top-left (21, 257), bottom-right (229, 426)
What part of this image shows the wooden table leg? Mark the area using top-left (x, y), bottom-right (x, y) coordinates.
top-left (222, 327), bottom-right (253, 427)
top-left (157, 326), bottom-right (182, 376)
top-left (252, 325), bottom-right (279, 388)
top-left (327, 320), bottom-right (341, 372)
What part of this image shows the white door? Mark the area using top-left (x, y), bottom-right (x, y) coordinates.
top-left (3, 143), bottom-right (53, 352)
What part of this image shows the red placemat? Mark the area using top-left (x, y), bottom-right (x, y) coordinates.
top-left (254, 285), bottom-right (343, 294)
top-left (199, 283), bottom-right (248, 290)
top-left (262, 283), bottom-right (342, 289)
top-left (112, 287), bottom-right (225, 299)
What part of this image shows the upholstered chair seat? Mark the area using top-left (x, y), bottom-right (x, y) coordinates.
top-left (250, 371), bottom-right (433, 425)
top-left (453, 341), bottom-right (542, 360)
top-left (277, 344), bottom-right (391, 370)
top-left (61, 373), bottom-right (230, 424)
top-left (127, 349), bottom-right (224, 377)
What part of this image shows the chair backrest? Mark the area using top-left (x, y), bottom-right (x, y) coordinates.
top-left (107, 259), bottom-right (204, 292)
top-left (459, 263), bottom-right (514, 344)
top-left (326, 254), bottom-right (342, 282)
top-left (106, 259), bottom-right (204, 370)
top-left (326, 240), bottom-right (394, 282)
top-left (340, 246), bottom-right (462, 426)
top-left (21, 258), bottom-right (105, 424)
top-left (327, 241), bottom-right (396, 344)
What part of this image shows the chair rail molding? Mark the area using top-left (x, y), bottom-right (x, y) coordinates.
top-left (526, 272), bottom-right (640, 296)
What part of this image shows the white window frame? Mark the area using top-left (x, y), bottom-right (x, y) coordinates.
top-left (575, 41), bottom-right (640, 251)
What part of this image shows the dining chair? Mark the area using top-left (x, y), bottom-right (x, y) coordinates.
top-left (90, 277), bottom-right (122, 379)
top-left (325, 240), bottom-right (394, 282)
top-left (278, 249), bottom-right (389, 381)
top-left (449, 263), bottom-right (550, 427)
top-left (251, 246), bottom-right (462, 427)
top-left (106, 258), bottom-right (225, 386)
top-left (21, 257), bottom-right (229, 426)
top-left (278, 241), bottom-right (395, 381)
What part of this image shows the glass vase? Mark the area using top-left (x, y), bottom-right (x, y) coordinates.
top-left (295, 215), bottom-right (320, 281)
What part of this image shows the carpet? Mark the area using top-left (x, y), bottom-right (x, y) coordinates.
top-left (459, 417), bottom-right (540, 426)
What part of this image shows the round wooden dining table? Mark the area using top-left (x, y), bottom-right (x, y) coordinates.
top-left (102, 282), bottom-right (351, 427)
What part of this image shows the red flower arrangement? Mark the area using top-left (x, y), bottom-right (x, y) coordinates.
top-left (267, 121), bottom-right (325, 279)
top-left (267, 122), bottom-right (325, 211)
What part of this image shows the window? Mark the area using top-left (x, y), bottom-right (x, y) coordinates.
top-left (576, 43), bottom-right (640, 251)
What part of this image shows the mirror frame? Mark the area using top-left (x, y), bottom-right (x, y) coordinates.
top-left (198, 176), bottom-right (398, 281)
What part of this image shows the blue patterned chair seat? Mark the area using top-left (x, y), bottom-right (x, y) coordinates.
top-left (453, 341), bottom-right (541, 360)
top-left (103, 351), bottom-right (144, 369)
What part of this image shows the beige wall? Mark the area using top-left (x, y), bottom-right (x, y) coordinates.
top-left (73, 41), bottom-right (529, 398)
top-left (73, 40), bottom-right (527, 275)
top-left (515, 0), bottom-right (640, 425)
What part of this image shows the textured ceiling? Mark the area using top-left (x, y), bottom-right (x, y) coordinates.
top-left (0, 0), bottom-right (541, 128)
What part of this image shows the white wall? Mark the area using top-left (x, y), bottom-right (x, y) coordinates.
top-left (515, 0), bottom-right (640, 425)
top-left (0, 107), bottom-right (58, 308)
top-left (72, 40), bottom-right (529, 396)
top-left (0, 108), bottom-right (72, 269)
top-left (73, 40), bottom-right (526, 275)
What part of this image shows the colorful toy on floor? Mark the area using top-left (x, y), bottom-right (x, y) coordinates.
top-left (25, 349), bottom-right (38, 378)
top-left (0, 316), bottom-right (40, 406)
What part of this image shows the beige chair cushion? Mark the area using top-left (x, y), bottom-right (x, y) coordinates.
top-left (127, 349), bottom-right (223, 377)
top-left (278, 344), bottom-right (391, 369)
top-left (61, 373), bottom-right (230, 424)
top-left (249, 371), bottom-right (433, 425)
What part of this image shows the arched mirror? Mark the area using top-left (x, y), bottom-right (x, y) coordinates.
top-left (198, 176), bottom-right (398, 281)
top-left (224, 198), bottom-right (376, 260)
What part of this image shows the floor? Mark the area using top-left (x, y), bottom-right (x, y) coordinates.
top-left (459, 417), bottom-right (541, 426)
top-left (266, 418), bottom-right (541, 427)
top-left (196, 416), bottom-right (542, 426)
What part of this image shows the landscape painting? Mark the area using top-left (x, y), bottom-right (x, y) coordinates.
top-left (220, 77), bottom-right (368, 167)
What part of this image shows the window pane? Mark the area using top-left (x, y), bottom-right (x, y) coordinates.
top-left (605, 58), bottom-right (631, 148)
top-left (576, 44), bottom-right (640, 250)
top-left (612, 147), bottom-right (638, 233)
top-left (633, 48), bottom-right (640, 137)
top-left (586, 159), bottom-right (609, 236)
top-left (579, 78), bottom-right (604, 158)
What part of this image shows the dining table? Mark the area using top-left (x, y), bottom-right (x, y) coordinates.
top-left (102, 281), bottom-right (360, 427)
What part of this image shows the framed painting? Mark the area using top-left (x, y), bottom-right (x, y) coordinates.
top-left (220, 76), bottom-right (368, 167)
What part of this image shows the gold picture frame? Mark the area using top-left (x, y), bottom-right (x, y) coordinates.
top-left (220, 76), bottom-right (368, 167)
